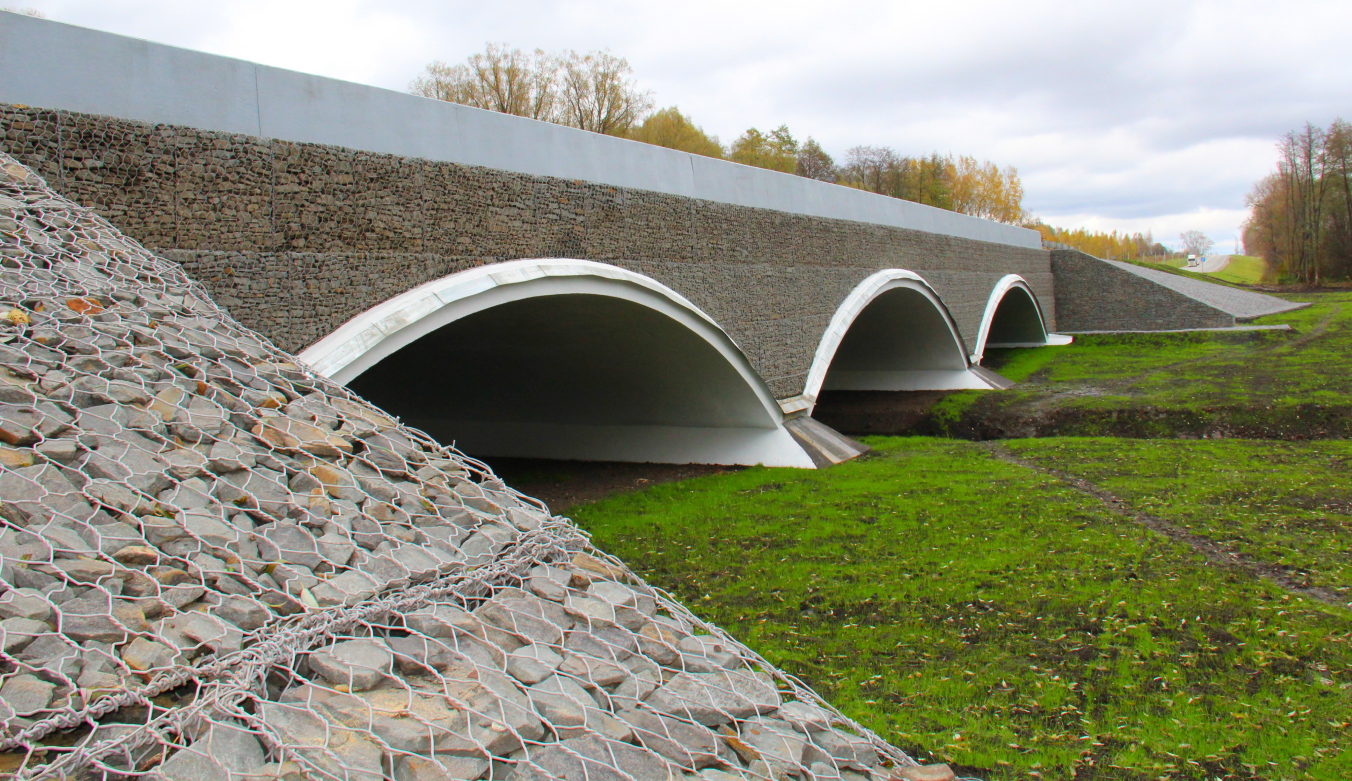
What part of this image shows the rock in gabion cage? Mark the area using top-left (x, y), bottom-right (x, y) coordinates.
top-left (0, 150), bottom-right (922, 781)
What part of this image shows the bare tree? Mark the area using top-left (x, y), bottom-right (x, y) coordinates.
top-left (1279, 123), bottom-right (1332, 284)
top-left (556, 50), bottom-right (653, 136)
top-left (410, 44), bottom-right (559, 121)
top-left (1179, 230), bottom-right (1214, 256)
top-left (796, 138), bottom-right (836, 181)
top-left (843, 146), bottom-right (900, 194)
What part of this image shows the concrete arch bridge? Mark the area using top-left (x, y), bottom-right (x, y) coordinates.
top-left (298, 259), bottom-right (1061, 468)
top-left (2, 14), bottom-right (1301, 468)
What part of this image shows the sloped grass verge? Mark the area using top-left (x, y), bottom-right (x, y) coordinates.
top-left (918, 293), bottom-right (1352, 441)
top-left (571, 438), bottom-right (1352, 780)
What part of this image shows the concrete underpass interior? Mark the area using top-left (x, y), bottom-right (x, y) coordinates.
top-left (984, 286), bottom-right (1048, 349)
top-left (812, 284), bottom-right (1048, 437)
top-left (347, 293), bottom-right (809, 466)
top-left (820, 287), bottom-right (979, 391)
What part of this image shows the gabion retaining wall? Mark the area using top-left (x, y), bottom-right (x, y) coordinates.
top-left (0, 105), bottom-right (1053, 399)
top-left (0, 152), bottom-right (923, 780)
top-left (1049, 250), bottom-right (1235, 332)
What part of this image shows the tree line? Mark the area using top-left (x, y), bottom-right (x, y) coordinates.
top-left (1032, 224), bottom-right (1169, 261)
top-left (411, 44), bottom-right (1026, 225)
top-left (1243, 119), bottom-right (1352, 284)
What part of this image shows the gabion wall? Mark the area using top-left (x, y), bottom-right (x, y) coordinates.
top-left (0, 152), bottom-right (922, 780)
top-left (0, 105), bottom-right (1054, 399)
top-left (1049, 250), bottom-right (1235, 332)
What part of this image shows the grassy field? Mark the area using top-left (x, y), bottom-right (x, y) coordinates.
top-left (1141, 256), bottom-right (1269, 286)
top-left (1205, 256), bottom-right (1270, 285)
top-left (923, 292), bottom-right (1352, 439)
top-left (572, 437), bottom-right (1352, 780)
top-left (1005, 439), bottom-right (1352, 596)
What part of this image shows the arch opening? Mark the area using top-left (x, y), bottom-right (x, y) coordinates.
top-left (299, 260), bottom-right (815, 468)
top-left (985, 286), bottom-right (1046, 345)
top-left (821, 286), bottom-right (976, 391)
top-left (793, 271), bottom-right (994, 413)
top-left (970, 274), bottom-right (1070, 365)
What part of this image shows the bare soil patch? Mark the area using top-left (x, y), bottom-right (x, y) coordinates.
top-left (810, 390), bottom-right (954, 435)
top-left (485, 457), bottom-right (741, 513)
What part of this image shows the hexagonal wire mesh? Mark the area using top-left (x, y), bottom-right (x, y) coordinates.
top-left (0, 149), bottom-right (933, 781)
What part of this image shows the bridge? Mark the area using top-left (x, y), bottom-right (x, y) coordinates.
top-left (0, 14), bottom-right (1301, 468)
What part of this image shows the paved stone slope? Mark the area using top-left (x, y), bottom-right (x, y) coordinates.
top-left (0, 104), bottom-right (1052, 399)
top-left (1100, 260), bottom-right (1305, 320)
top-left (0, 152), bottom-right (913, 780)
top-left (1050, 249), bottom-right (1304, 333)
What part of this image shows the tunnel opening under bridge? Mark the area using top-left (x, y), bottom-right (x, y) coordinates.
top-left (969, 274), bottom-right (1065, 365)
top-left (807, 271), bottom-right (991, 396)
top-left (805, 270), bottom-right (1001, 436)
top-left (300, 260), bottom-right (816, 468)
top-left (807, 272), bottom-right (1071, 436)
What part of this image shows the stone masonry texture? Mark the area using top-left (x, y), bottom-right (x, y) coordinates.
top-left (1, 104), bottom-right (1055, 398)
top-left (1050, 249), bottom-right (1234, 332)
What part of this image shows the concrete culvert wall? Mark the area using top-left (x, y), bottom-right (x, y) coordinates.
top-left (969, 277), bottom-right (1053, 365)
top-left (985, 287), bottom-right (1046, 346)
top-left (823, 288), bottom-right (969, 391)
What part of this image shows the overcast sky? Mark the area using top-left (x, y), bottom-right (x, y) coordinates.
top-left (17, 0), bottom-right (1352, 250)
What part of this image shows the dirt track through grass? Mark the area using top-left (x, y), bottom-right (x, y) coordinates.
top-left (982, 442), bottom-right (1350, 610)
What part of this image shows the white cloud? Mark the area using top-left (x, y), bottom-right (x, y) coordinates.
top-left (21, 0), bottom-right (1352, 248)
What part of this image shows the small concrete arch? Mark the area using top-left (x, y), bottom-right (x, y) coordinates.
top-left (298, 259), bottom-right (815, 468)
top-left (792, 270), bottom-right (994, 414)
top-left (970, 274), bottom-right (1072, 365)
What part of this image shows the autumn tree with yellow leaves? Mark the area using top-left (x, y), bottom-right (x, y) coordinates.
top-left (628, 107), bottom-right (723, 159)
top-left (1031, 224), bottom-right (1166, 260)
top-left (728, 126), bottom-right (800, 174)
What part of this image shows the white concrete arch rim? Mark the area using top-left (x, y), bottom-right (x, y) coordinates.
top-left (971, 274), bottom-right (1048, 363)
top-left (794, 269), bottom-right (972, 412)
top-left (296, 258), bottom-right (785, 429)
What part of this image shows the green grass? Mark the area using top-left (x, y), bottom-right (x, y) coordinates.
top-left (1150, 256), bottom-right (1271, 286)
top-left (1133, 257), bottom-right (1268, 290)
top-left (1207, 256), bottom-right (1270, 286)
top-left (572, 437), bottom-right (1352, 780)
top-left (1004, 439), bottom-right (1352, 595)
top-left (1138, 256), bottom-right (1267, 286)
top-left (927, 292), bottom-right (1352, 438)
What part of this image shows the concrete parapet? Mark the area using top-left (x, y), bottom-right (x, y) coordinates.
top-left (0, 12), bottom-right (1041, 250)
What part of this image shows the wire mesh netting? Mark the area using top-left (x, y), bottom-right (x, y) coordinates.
top-left (0, 149), bottom-right (933, 781)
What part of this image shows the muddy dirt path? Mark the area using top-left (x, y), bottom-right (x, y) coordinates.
top-left (486, 458), bottom-right (741, 513)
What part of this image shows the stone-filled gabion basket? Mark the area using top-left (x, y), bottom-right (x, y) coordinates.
top-left (0, 151), bottom-right (920, 781)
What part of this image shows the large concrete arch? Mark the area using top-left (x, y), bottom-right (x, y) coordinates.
top-left (788, 270), bottom-right (996, 414)
top-left (298, 259), bottom-right (816, 468)
top-left (970, 274), bottom-right (1073, 365)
